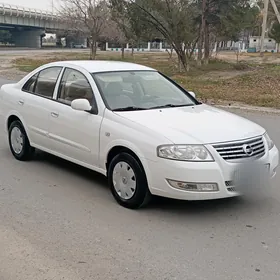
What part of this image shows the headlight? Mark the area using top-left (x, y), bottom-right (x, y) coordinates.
top-left (264, 132), bottom-right (274, 150)
top-left (157, 145), bottom-right (214, 161)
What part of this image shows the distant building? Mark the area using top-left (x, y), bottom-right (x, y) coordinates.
top-left (249, 36), bottom-right (277, 52)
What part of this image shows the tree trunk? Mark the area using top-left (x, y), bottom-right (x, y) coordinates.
top-left (177, 50), bottom-right (189, 72)
top-left (186, 61), bottom-right (190, 72)
top-left (197, 0), bottom-right (206, 66)
top-left (172, 42), bottom-right (189, 72)
top-left (90, 43), bottom-right (93, 60)
top-left (215, 41), bottom-right (219, 57)
top-left (204, 22), bottom-right (210, 65)
top-left (90, 40), bottom-right (97, 60)
top-left (236, 51), bottom-right (239, 63)
top-left (178, 57), bottom-right (182, 73)
top-left (167, 47), bottom-right (173, 59)
top-left (121, 44), bottom-right (125, 59)
top-left (197, 28), bottom-right (203, 66)
top-left (93, 41), bottom-right (97, 59)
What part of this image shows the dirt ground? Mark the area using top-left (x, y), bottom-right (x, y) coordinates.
top-left (217, 52), bottom-right (280, 64)
top-left (1, 49), bottom-right (279, 80)
top-left (2, 49), bottom-right (280, 109)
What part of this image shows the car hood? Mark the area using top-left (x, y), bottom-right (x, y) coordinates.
top-left (114, 104), bottom-right (265, 144)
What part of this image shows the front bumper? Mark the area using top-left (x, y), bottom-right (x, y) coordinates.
top-left (145, 145), bottom-right (279, 201)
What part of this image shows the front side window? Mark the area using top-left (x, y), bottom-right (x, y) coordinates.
top-left (93, 71), bottom-right (197, 111)
top-left (57, 68), bottom-right (94, 105)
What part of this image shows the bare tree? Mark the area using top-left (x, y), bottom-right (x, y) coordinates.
top-left (109, 0), bottom-right (153, 57)
top-left (101, 17), bottom-right (127, 59)
top-left (128, 0), bottom-right (199, 72)
top-left (110, 1), bottom-right (134, 57)
top-left (59, 0), bottom-right (109, 59)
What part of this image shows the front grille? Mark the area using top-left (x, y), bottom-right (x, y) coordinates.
top-left (213, 136), bottom-right (265, 161)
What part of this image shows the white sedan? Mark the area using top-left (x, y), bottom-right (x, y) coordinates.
top-left (72, 44), bottom-right (87, 49)
top-left (0, 60), bottom-right (278, 209)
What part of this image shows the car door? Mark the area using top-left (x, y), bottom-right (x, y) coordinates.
top-left (20, 66), bottom-right (63, 148)
top-left (48, 67), bottom-right (103, 167)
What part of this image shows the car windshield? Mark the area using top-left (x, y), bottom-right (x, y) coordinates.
top-left (92, 71), bottom-right (198, 111)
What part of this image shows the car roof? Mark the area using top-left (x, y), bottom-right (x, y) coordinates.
top-left (46, 60), bottom-right (156, 73)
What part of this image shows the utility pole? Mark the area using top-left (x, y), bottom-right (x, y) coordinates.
top-left (260, 0), bottom-right (269, 56)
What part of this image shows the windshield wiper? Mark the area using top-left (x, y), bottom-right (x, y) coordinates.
top-left (150, 104), bottom-right (194, 109)
top-left (113, 106), bottom-right (147, 111)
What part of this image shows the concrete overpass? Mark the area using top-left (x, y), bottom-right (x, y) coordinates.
top-left (0, 2), bottom-right (82, 48)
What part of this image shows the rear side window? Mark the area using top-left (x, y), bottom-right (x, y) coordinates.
top-left (22, 67), bottom-right (62, 98)
top-left (22, 73), bottom-right (38, 92)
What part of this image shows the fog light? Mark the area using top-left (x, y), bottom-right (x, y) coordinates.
top-left (167, 179), bottom-right (219, 192)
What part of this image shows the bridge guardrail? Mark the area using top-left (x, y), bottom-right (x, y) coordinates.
top-left (0, 2), bottom-right (61, 21)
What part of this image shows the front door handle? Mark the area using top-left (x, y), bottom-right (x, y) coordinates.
top-left (18, 100), bottom-right (24, 105)
top-left (51, 112), bottom-right (59, 118)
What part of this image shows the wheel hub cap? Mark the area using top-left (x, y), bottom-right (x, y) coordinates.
top-left (10, 127), bottom-right (23, 154)
top-left (112, 162), bottom-right (136, 200)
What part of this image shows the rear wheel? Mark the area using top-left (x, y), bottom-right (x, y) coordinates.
top-left (8, 120), bottom-right (34, 161)
top-left (108, 152), bottom-right (151, 209)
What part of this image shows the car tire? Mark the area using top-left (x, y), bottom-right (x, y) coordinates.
top-left (108, 152), bottom-right (151, 209)
top-left (8, 120), bottom-right (34, 161)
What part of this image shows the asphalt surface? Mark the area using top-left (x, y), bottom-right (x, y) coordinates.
top-left (1, 78), bottom-right (280, 280)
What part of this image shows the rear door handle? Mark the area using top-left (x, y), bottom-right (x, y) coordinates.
top-left (18, 100), bottom-right (24, 105)
top-left (51, 112), bottom-right (59, 118)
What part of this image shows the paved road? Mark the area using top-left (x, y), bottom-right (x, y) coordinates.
top-left (1, 79), bottom-right (280, 280)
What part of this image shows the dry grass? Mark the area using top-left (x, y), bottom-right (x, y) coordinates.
top-left (12, 51), bottom-right (280, 108)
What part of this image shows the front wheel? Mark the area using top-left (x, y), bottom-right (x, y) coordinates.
top-left (8, 120), bottom-right (34, 161)
top-left (108, 152), bottom-right (151, 209)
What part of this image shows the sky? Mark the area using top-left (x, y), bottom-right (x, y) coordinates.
top-left (7, 0), bottom-right (60, 11)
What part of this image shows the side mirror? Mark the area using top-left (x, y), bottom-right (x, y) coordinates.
top-left (188, 91), bottom-right (196, 98)
top-left (71, 99), bottom-right (92, 111)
